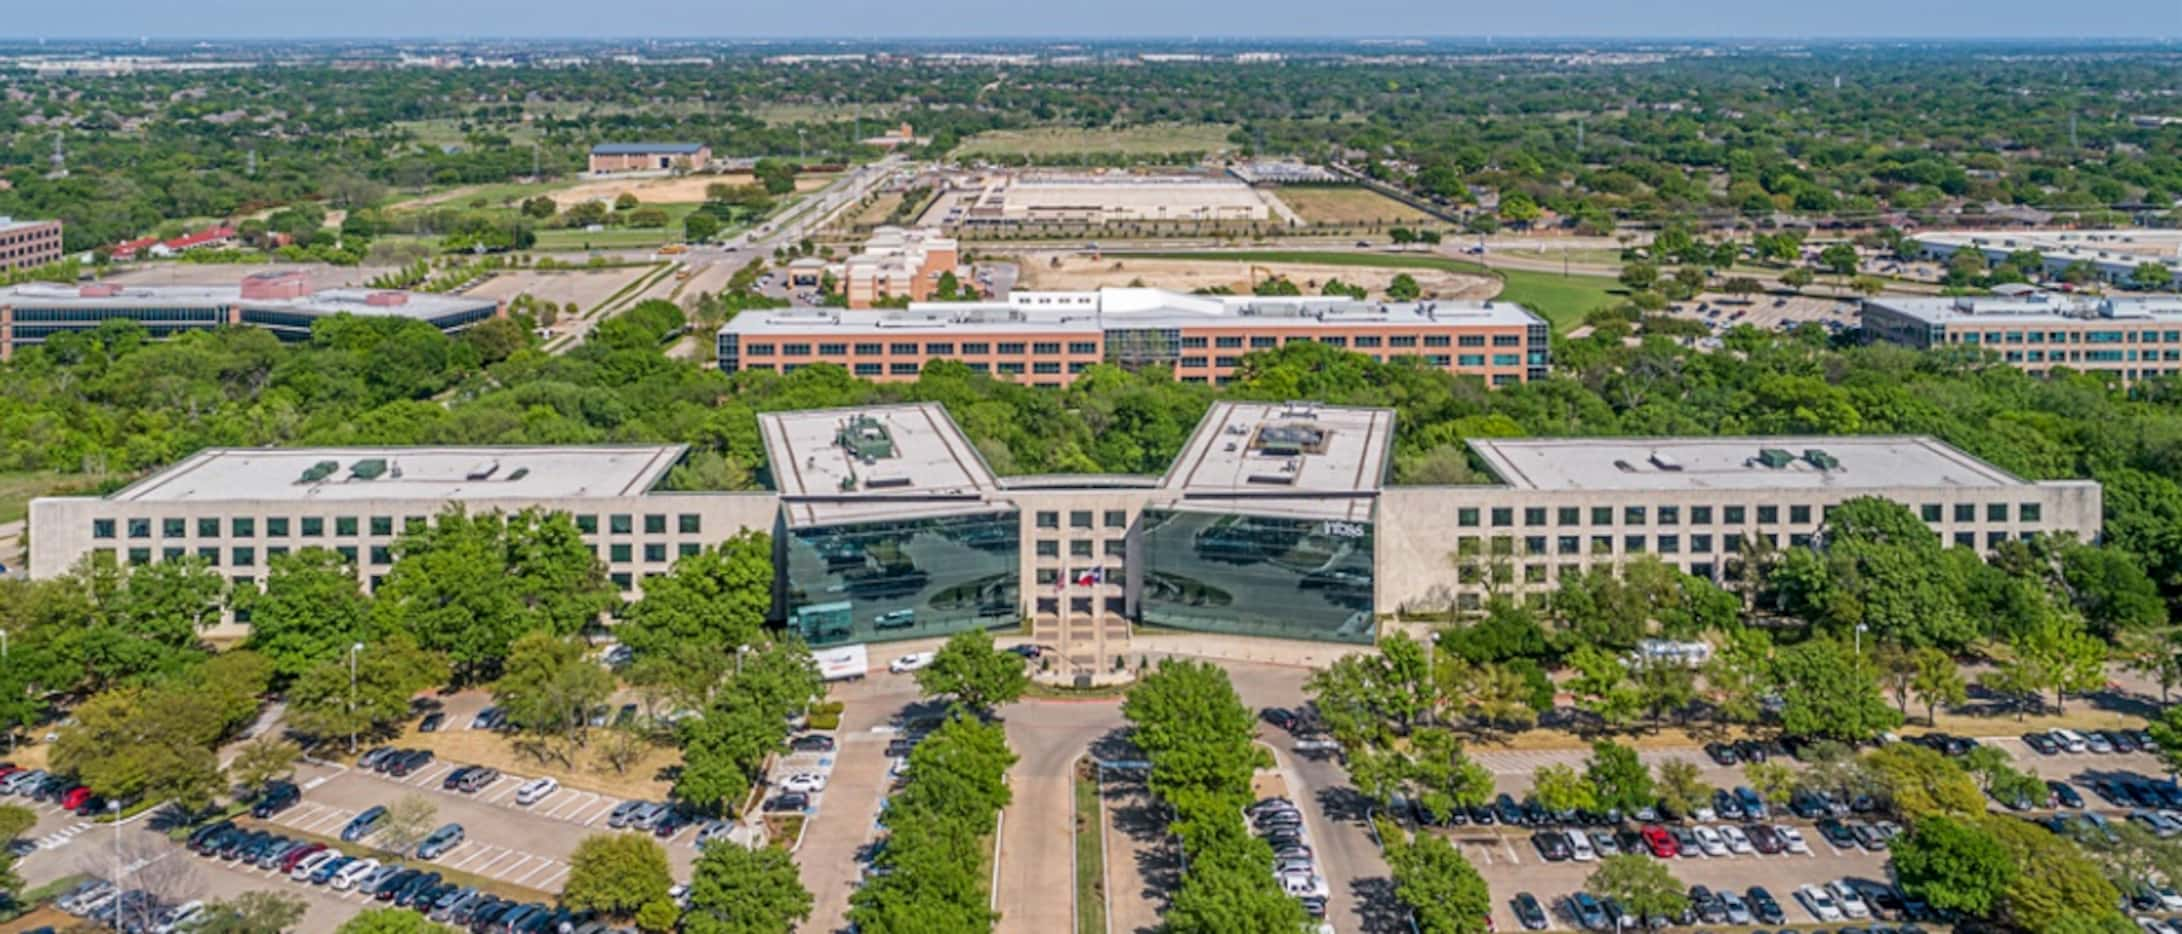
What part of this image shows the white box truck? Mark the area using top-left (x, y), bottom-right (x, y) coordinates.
top-left (814, 644), bottom-right (869, 682)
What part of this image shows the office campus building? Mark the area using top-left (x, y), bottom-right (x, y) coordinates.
top-left (0, 271), bottom-right (505, 360)
top-left (1911, 229), bottom-right (2182, 286)
top-left (942, 172), bottom-right (1280, 227)
top-left (586, 142), bottom-right (711, 174)
top-left (30, 403), bottom-right (2101, 672)
top-left (718, 287), bottom-right (1551, 387)
top-left (842, 226), bottom-right (959, 308)
top-left (1861, 294), bottom-right (2182, 382)
top-left (0, 217), bottom-right (64, 272)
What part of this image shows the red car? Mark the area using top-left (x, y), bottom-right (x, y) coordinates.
top-left (280, 842), bottom-right (326, 874)
top-left (60, 785), bottom-right (94, 811)
top-left (1641, 824), bottom-right (1679, 858)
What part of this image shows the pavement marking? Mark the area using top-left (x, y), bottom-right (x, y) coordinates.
top-left (481, 779), bottom-right (524, 805)
top-left (495, 855), bottom-right (538, 881)
top-left (470, 849), bottom-right (522, 876)
top-left (535, 864), bottom-right (570, 891)
top-left (512, 858), bottom-right (557, 885)
top-left (409, 763), bottom-right (455, 788)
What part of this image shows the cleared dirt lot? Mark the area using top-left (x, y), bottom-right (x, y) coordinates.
top-left (1012, 252), bottom-right (1496, 300)
top-left (467, 265), bottom-right (657, 316)
top-left (549, 172), bottom-right (835, 208)
top-left (1273, 186), bottom-right (1434, 226)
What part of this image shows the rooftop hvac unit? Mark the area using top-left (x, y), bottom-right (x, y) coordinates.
top-left (466, 461), bottom-right (500, 481)
top-left (1648, 451), bottom-right (1684, 472)
top-left (298, 460), bottom-right (340, 484)
top-left (505, 467), bottom-right (529, 481)
top-left (1246, 471), bottom-right (1298, 485)
top-left (864, 473), bottom-right (913, 490)
top-left (349, 458), bottom-right (388, 481)
top-left (1754, 448), bottom-right (1795, 469)
top-left (1802, 449), bottom-right (1840, 471)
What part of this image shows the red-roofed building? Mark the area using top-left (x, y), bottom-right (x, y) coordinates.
top-left (110, 224), bottom-right (237, 261)
top-left (108, 236), bottom-right (159, 261)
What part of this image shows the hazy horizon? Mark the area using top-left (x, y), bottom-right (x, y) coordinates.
top-left (11, 0), bottom-right (2179, 42)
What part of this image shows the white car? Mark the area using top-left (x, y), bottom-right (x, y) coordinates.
top-left (1828, 880), bottom-right (1872, 919)
top-left (1279, 873), bottom-right (1330, 899)
top-left (1797, 883), bottom-right (1844, 922)
top-left (780, 772), bottom-right (829, 794)
top-left (151, 899), bottom-right (204, 934)
top-left (331, 858), bottom-right (380, 891)
top-left (1692, 824), bottom-right (1729, 857)
top-left (288, 850), bottom-right (338, 881)
top-left (1775, 825), bottom-right (1810, 854)
top-left (890, 758), bottom-right (910, 778)
top-left (2052, 728), bottom-right (2090, 753)
top-left (889, 653), bottom-right (934, 674)
top-left (1718, 824), bottom-right (1754, 854)
top-left (1568, 830), bottom-right (1596, 862)
top-left (514, 776), bottom-right (559, 806)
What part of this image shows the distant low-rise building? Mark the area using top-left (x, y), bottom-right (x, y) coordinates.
top-left (1911, 229), bottom-right (2182, 286)
top-left (587, 142), bottom-right (711, 174)
top-left (843, 226), bottom-right (958, 308)
top-left (109, 224), bottom-right (236, 261)
top-left (0, 217), bottom-right (64, 272)
top-left (0, 271), bottom-right (505, 360)
top-left (1861, 293), bottom-right (2182, 383)
top-left (719, 286), bottom-right (1549, 388)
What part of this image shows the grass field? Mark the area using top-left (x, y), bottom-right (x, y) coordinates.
top-left (1121, 250), bottom-right (1623, 329)
top-left (0, 470), bottom-right (95, 525)
top-left (1274, 186), bottom-right (1433, 225)
top-left (953, 122), bottom-right (1237, 158)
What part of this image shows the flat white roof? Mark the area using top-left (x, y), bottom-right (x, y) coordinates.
top-left (0, 283), bottom-right (497, 321)
top-left (1159, 401), bottom-right (1392, 521)
top-left (720, 287), bottom-right (1541, 337)
top-left (105, 445), bottom-right (689, 503)
top-left (1863, 294), bottom-right (2182, 327)
top-left (1467, 436), bottom-right (2029, 493)
top-left (761, 404), bottom-right (1004, 526)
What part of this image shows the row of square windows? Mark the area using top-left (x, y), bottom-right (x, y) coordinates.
top-left (1455, 501), bottom-right (2044, 528)
top-left (2004, 350), bottom-right (2181, 364)
top-left (1035, 539), bottom-right (1130, 559)
top-left (93, 540), bottom-right (706, 570)
top-left (738, 355), bottom-right (1527, 379)
top-left (735, 332), bottom-right (1528, 358)
top-left (1949, 329), bottom-right (2182, 345)
top-left (1455, 528), bottom-right (2041, 562)
top-left (92, 512), bottom-right (706, 540)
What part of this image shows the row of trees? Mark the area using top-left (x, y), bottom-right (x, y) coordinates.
top-left (845, 711), bottom-right (1016, 931)
top-left (1122, 660), bottom-right (1307, 933)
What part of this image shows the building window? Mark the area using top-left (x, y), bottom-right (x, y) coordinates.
top-left (1953, 503), bottom-right (1975, 523)
top-left (1624, 506), bottom-right (1646, 526)
top-left (889, 342), bottom-right (918, 355)
top-left (1490, 507), bottom-right (1513, 527)
top-left (162, 517), bottom-right (186, 538)
top-left (335, 516), bottom-right (358, 536)
top-left (1069, 342), bottom-right (1098, 355)
top-left (1591, 535), bottom-right (1615, 555)
top-left (1036, 540), bottom-right (1060, 558)
top-left (1592, 507), bottom-right (1614, 526)
top-left (1692, 533), bottom-right (1714, 552)
top-left (1658, 535), bottom-right (1680, 554)
top-left (679, 543), bottom-right (701, 557)
top-left (819, 343), bottom-right (847, 356)
top-left (644, 544), bottom-right (667, 563)
top-left (1069, 511), bottom-right (1093, 529)
top-left (678, 514), bottom-right (701, 534)
top-left (610, 514), bottom-right (633, 534)
top-left (1954, 531), bottom-right (1976, 547)
top-left (962, 342), bottom-right (990, 355)
top-left (1724, 533), bottom-right (1743, 552)
top-left (1032, 362), bottom-right (1061, 375)
top-left (2019, 502), bottom-right (2042, 523)
top-left (1987, 502), bottom-right (2009, 522)
top-left (231, 517), bottom-right (255, 538)
top-left (127, 547), bottom-right (151, 565)
top-left (610, 543), bottom-right (632, 563)
top-left (300, 516), bottom-right (324, 537)
top-left (611, 572), bottom-right (632, 590)
top-left (1757, 505), bottom-right (1779, 524)
top-left (195, 517), bottom-right (218, 537)
top-left (1216, 336), bottom-right (1244, 348)
top-left (1557, 535), bottom-right (1580, 555)
top-left (1103, 510), bottom-right (1128, 529)
top-left (1104, 539), bottom-right (1127, 557)
top-left (1524, 507), bottom-right (1547, 527)
top-left (1524, 535), bottom-right (1547, 556)
top-left (891, 362), bottom-right (920, 376)
top-left (1458, 508), bottom-right (1479, 528)
top-left (1657, 506), bottom-right (1679, 526)
top-left (1557, 507), bottom-right (1581, 526)
top-left (125, 517), bottom-right (150, 539)
top-left (365, 516), bottom-right (390, 536)
top-left (644, 514), bottom-right (667, 535)
top-left (1921, 504), bottom-right (1942, 523)
top-left (1788, 505), bottom-right (1811, 524)
top-left (855, 363), bottom-right (882, 376)
top-left (575, 515), bottom-right (598, 534)
top-left (1624, 535), bottom-right (1647, 554)
top-left (924, 342), bottom-right (954, 355)
top-left (855, 342), bottom-right (883, 355)
top-left (1723, 506), bottom-right (1746, 525)
top-left (1070, 540), bottom-right (1094, 558)
top-left (1032, 342), bottom-right (1062, 355)
top-left (1036, 511), bottom-right (1059, 529)
top-left (267, 546), bottom-right (288, 560)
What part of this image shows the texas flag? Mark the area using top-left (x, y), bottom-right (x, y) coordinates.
top-left (1075, 567), bottom-right (1104, 587)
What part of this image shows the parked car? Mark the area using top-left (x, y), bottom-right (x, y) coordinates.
top-left (2051, 780), bottom-right (2085, 808)
top-left (606, 800), bottom-right (648, 828)
top-left (455, 767), bottom-right (500, 793)
top-left (1640, 825), bottom-right (1678, 858)
top-left (2023, 731), bottom-right (2062, 755)
top-left (251, 781), bottom-right (300, 819)
top-left (888, 653), bottom-right (934, 674)
top-left (764, 792), bottom-right (810, 813)
top-left (419, 712), bottom-right (446, 733)
top-left (780, 772), bottom-right (828, 794)
top-left (1748, 886), bottom-right (1785, 924)
top-left (1797, 883), bottom-right (1844, 922)
top-left (788, 734), bottom-right (836, 754)
top-left (331, 859), bottom-right (382, 891)
top-left (341, 805), bottom-right (387, 842)
top-left (514, 777), bottom-right (558, 806)
top-left (1828, 880), bottom-right (1872, 919)
top-left (1533, 831), bottom-right (1573, 862)
top-left (1513, 892), bottom-right (1549, 930)
top-left (416, 823), bottom-right (465, 860)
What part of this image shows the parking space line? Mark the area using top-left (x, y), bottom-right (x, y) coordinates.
top-left (512, 858), bottom-right (556, 885)
top-left (481, 779), bottom-right (525, 805)
top-left (494, 855), bottom-right (538, 881)
top-left (303, 808), bottom-right (353, 833)
top-left (470, 848), bottom-right (521, 875)
top-left (447, 844), bottom-right (500, 871)
top-left (581, 802), bottom-right (615, 826)
top-left (409, 763), bottom-right (454, 787)
top-left (536, 864), bottom-right (570, 891)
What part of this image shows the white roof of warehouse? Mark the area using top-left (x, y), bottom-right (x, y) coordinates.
top-left (1467, 436), bottom-right (2030, 493)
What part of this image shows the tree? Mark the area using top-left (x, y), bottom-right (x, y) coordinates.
top-left (1619, 262), bottom-right (1659, 292)
top-left (1909, 647), bottom-right (1968, 725)
top-left (618, 531), bottom-right (771, 660)
top-left (1308, 635), bottom-right (1433, 747)
top-left (1894, 815), bottom-right (2018, 916)
top-left (1819, 243), bottom-right (1860, 278)
top-left (564, 833), bottom-right (674, 919)
top-left (494, 632), bottom-right (615, 753)
top-left (337, 908), bottom-right (457, 933)
top-left (1386, 273), bottom-right (1422, 301)
top-left (1129, 660), bottom-right (1270, 815)
top-left (684, 212), bottom-right (722, 243)
top-left (1774, 638), bottom-right (1903, 742)
top-left (913, 630), bottom-right (1027, 714)
top-left (1865, 744), bottom-right (1986, 819)
top-left (1587, 854), bottom-right (1688, 921)
top-left (239, 547), bottom-right (373, 681)
top-left (1566, 646), bottom-right (1642, 730)
top-left (371, 507), bottom-right (614, 679)
top-left (377, 794), bottom-right (438, 858)
top-left (1781, 267), bottom-right (1815, 291)
top-left (286, 633), bottom-right (448, 746)
top-left (1983, 813), bottom-right (2125, 931)
top-left (1584, 740), bottom-right (1655, 813)
top-left (53, 681), bottom-right (226, 808)
top-left (2148, 704), bottom-right (2182, 779)
top-left (193, 891), bottom-right (309, 934)
top-left (1653, 760), bottom-right (1708, 818)
top-left (1530, 764), bottom-right (1597, 814)
top-left (228, 736), bottom-right (302, 791)
top-left (684, 842), bottom-right (813, 934)
top-left (676, 640), bottom-right (822, 816)
top-left (1383, 823), bottom-right (1492, 934)
top-left (2133, 262), bottom-right (2172, 291)
top-left (1743, 761), bottom-right (1799, 806)
top-left (0, 804), bottom-right (32, 896)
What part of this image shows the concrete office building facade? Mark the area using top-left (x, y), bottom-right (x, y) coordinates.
top-left (0, 218), bottom-right (64, 272)
top-left (0, 271), bottom-right (505, 360)
top-left (1861, 294), bottom-right (2182, 382)
top-left (31, 405), bottom-right (2101, 660)
top-left (587, 142), bottom-right (711, 174)
top-left (719, 287), bottom-right (1550, 388)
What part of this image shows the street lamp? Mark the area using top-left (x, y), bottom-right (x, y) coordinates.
top-left (734, 644), bottom-right (753, 677)
top-left (1854, 622), bottom-right (1870, 658)
top-left (347, 642), bottom-right (366, 755)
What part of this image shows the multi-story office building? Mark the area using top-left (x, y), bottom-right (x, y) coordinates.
top-left (0, 271), bottom-right (504, 360)
top-left (1910, 229), bottom-right (2182, 286)
top-left (718, 287), bottom-right (1551, 388)
top-left (842, 226), bottom-right (958, 308)
top-left (31, 404), bottom-right (2102, 659)
top-left (1861, 294), bottom-right (2182, 382)
top-left (0, 217), bottom-right (64, 272)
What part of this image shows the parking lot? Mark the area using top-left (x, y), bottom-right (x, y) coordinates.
top-left (789, 674), bottom-right (921, 934)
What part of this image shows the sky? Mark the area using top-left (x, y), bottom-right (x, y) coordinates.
top-left (9, 0), bottom-right (2179, 40)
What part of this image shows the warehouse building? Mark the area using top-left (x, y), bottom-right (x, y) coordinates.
top-left (718, 287), bottom-right (1551, 387)
top-left (29, 405), bottom-right (2101, 669)
top-left (954, 172), bottom-right (1275, 226)
top-left (1861, 293), bottom-right (2182, 382)
top-left (0, 271), bottom-right (505, 360)
top-left (1910, 229), bottom-right (2182, 286)
top-left (587, 142), bottom-right (711, 174)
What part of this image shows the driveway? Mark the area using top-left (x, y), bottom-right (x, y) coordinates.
top-left (994, 698), bottom-right (1125, 934)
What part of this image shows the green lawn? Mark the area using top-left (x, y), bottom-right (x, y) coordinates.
top-left (1120, 250), bottom-right (1622, 329)
top-left (1074, 770), bottom-right (1106, 934)
top-left (0, 470), bottom-right (95, 526)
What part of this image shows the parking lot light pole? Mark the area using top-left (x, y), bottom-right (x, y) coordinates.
top-left (1854, 622), bottom-right (1869, 658)
top-left (348, 641), bottom-right (366, 755)
top-left (735, 643), bottom-right (752, 677)
top-left (110, 799), bottom-right (122, 924)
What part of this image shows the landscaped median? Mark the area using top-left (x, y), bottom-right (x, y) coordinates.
top-left (1072, 757), bottom-right (1105, 934)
